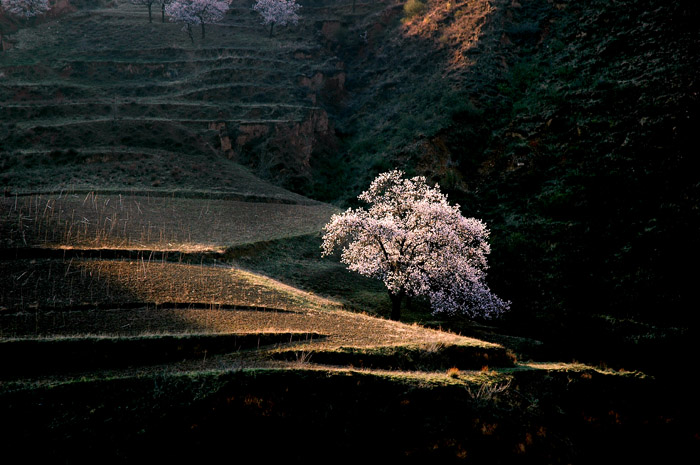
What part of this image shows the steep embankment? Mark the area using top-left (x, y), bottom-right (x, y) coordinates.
top-left (472, 0), bottom-right (698, 370)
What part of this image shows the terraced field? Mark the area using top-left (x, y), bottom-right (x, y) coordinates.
top-left (1, 0), bottom-right (364, 191)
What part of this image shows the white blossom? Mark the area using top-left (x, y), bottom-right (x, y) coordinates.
top-left (165, 0), bottom-right (230, 41)
top-left (1, 0), bottom-right (49, 18)
top-left (322, 170), bottom-right (509, 320)
top-left (252, 0), bottom-right (300, 36)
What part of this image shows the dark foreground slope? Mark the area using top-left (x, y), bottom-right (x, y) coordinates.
top-left (2, 366), bottom-right (696, 463)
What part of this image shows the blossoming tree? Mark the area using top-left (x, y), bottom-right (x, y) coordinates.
top-left (165, 0), bottom-right (230, 43)
top-left (322, 170), bottom-right (509, 321)
top-left (252, 0), bottom-right (300, 37)
top-left (1, 0), bottom-right (50, 51)
top-left (0, 0), bottom-right (49, 19)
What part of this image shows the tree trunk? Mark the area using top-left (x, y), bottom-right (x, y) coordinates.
top-left (148, 4), bottom-right (152, 23)
top-left (161, 3), bottom-right (165, 23)
top-left (269, 22), bottom-right (274, 38)
top-left (389, 289), bottom-right (405, 321)
top-left (352, 0), bottom-right (356, 13)
top-left (186, 23), bottom-right (194, 44)
top-left (201, 22), bottom-right (205, 40)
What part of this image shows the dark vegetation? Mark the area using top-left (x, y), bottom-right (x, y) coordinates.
top-left (473, 0), bottom-right (699, 376)
top-left (1, 332), bottom-right (320, 377)
top-left (305, 0), bottom-right (699, 378)
top-left (1, 0), bottom-right (698, 461)
top-left (1, 364), bottom-right (683, 463)
top-left (1, 367), bottom-right (695, 463)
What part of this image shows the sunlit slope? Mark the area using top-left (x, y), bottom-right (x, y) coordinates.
top-left (0, 192), bottom-right (335, 250)
top-left (0, 255), bottom-right (514, 376)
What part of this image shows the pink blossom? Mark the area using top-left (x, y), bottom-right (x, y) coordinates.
top-left (322, 170), bottom-right (509, 320)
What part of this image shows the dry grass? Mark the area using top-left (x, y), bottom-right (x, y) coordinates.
top-left (0, 193), bottom-right (336, 251)
top-left (0, 257), bottom-right (500, 352)
top-left (0, 148), bottom-right (319, 201)
top-left (401, 0), bottom-right (496, 71)
top-left (0, 258), bottom-right (336, 313)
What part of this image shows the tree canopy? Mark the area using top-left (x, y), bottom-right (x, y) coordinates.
top-left (322, 170), bottom-right (509, 321)
top-left (252, 0), bottom-right (300, 37)
top-left (165, 0), bottom-right (230, 41)
top-left (1, 0), bottom-right (50, 19)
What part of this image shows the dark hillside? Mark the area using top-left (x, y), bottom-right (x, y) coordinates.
top-left (314, 0), bottom-right (699, 374)
top-left (474, 0), bottom-right (699, 372)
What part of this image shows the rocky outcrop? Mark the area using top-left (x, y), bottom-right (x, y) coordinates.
top-left (224, 108), bottom-right (337, 187)
top-left (299, 70), bottom-right (347, 106)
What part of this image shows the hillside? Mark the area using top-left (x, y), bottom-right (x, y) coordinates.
top-left (295, 0), bottom-right (699, 375)
top-left (0, 0), bottom-right (353, 193)
top-left (0, 0), bottom-right (698, 461)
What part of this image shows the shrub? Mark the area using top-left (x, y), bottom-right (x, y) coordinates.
top-left (403, 0), bottom-right (425, 21)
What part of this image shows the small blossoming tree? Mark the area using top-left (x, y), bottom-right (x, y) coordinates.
top-left (165, 0), bottom-right (230, 43)
top-left (322, 170), bottom-right (509, 321)
top-left (0, 0), bottom-right (49, 19)
top-left (1, 0), bottom-right (50, 51)
top-left (252, 0), bottom-right (300, 37)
